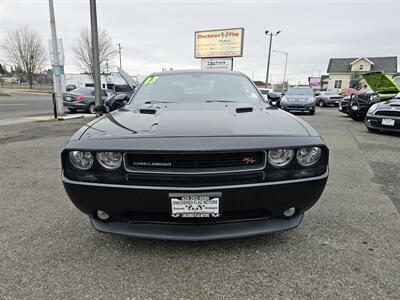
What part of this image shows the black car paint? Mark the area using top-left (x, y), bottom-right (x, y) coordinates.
top-left (348, 91), bottom-right (397, 121)
top-left (61, 70), bottom-right (329, 240)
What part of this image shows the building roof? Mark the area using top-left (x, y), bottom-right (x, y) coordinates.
top-left (327, 56), bottom-right (397, 73)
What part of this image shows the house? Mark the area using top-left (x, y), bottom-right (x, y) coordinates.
top-left (326, 56), bottom-right (397, 92)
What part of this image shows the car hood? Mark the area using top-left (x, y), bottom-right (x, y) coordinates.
top-left (374, 99), bottom-right (400, 110)
top-left (362, 71), bottom-right (400, 93)
top-left (79, 103), bottom-right (311, 140)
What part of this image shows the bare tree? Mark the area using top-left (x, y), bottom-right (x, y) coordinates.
top-left (72, 27), bottom-right (116, 80)
top-left (3, 26), bottom-right (47, 89)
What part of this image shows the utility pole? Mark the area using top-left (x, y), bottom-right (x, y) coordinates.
top-left (89, 0), bottom-right (102, 115)
top-left (117, 43), bottom-right (122, 68)
top-left (273, 50), bottom-right (288, 90)
top-left (264, 30), bottom-right (281, 88)
top-left (48, 0), bottom-right (65, 116)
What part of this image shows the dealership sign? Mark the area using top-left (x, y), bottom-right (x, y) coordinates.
top-left (195, 28), bottom-right (244, 58)
top-left (201, 58), bottom-right (233, 71)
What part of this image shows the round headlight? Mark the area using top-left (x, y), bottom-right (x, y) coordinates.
top-left (96, 152), bottom-right (122, 170)
top-left (268, 149), bottom-right (294, 168)
top-left (296, 147), bottom-right (322, 167)
top-left (69, 151), bottom-right (94, 170)
top-left (367, 103), bottom-right (378, 115)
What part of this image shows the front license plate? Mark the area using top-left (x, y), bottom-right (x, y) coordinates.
top-left (382, 119), bottom-right (395, 126)
top-left (169, 192), bottom-right (221, 218)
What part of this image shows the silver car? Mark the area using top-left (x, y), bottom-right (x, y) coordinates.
top-left (315, 92), bottom-right (343, 107)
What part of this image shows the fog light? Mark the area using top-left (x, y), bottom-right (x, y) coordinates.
top-left (97, 210), bottom-right (110, 220)
top-left (283, 207), bottom-right (296, 217)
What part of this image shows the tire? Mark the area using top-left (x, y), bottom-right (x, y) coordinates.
top-left (318, 100), bottom-right (325, 107)
top-left (309, 109), bottom-right (315, 115)
top-left (87, 103), bottom-right (95, 114)
top-left (68, 108), bottom-right (77, 113)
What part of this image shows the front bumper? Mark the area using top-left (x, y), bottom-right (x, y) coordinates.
top-left (365, 115), bottom-right (400, 132)
top-left (62, 170), bottom-right (328, 240)
top-left (281, 103), bottom-right (315, 111)
top-left (90, 214), bottom-right (304, 241)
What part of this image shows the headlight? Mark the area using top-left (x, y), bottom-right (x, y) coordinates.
top-left (268, 149), bottom-right (294, 168)
top-left (307, 97), bottom-right (315, 103)
top-left (351, 105), bottom-right (358, 110)
top-left (296, 147), bottom-right (322, 167)
top-left (96, 152), bottom-right (122, 170)
top-left (367, 104), bottom-right (378, 115)
top-left (69, 151), bottom-right (94, 170)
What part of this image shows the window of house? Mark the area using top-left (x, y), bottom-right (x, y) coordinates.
top-left (334, 80), bottom-right (342, 89)
top-left (359, 64), bottom-right (364, 71)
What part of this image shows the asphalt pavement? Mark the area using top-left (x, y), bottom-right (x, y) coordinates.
top-left (0, 91), bottom-right (54, 121)
top-left (0, 108), bottom-right (399, 299)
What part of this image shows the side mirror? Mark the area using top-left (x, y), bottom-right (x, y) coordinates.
top-left (115, 93), bottom-right (128, 101)
top-left (267, 91), bottom-right (281, 100)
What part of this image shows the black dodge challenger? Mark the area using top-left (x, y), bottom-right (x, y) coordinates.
top-left (62, 70), bottom-right (329, 240)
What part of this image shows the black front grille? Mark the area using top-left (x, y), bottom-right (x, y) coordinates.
top-left (375, 110), bottom-right (400, 117)
top-left (124, 151), bottom-right (266, 173)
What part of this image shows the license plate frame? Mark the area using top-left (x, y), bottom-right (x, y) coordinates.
top-left (382, 118), bottom-right (395, 126)
top-left (169, 192), bottom-right (222, 218)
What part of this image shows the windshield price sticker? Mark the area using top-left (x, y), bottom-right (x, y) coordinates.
top-left (143, 76), bottom-right (159, 84)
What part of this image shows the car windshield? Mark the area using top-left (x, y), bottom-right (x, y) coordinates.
top-left (287, 88), bottom-right (314, 96)
top-left (127, 72), bottom-right (264, 106)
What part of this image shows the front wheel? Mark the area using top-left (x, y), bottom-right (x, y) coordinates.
top-left (87, 103), bottom-right (95, 114)
top-left (309, 109), bottom-right (315, 115)
top-left (318, 100), bottom-right (325, 107)
top-left (68, 108), bottom-right (77, 113)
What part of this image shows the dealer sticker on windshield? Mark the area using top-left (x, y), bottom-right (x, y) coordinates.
top-left (169, 193), bottom-right (221, 218)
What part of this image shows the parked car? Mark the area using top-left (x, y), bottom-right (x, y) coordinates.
top-left (280, 86), bottom-right (316, 115)
top-left (365, 92), bottom-right (400, 133)
top-left (338, 95), bottom-right (351, 114)
top-left (347, 72), bottom-right (400, 121)
top-left (63, 87), bottom-right (116, 114)
top-left (61, 70), bottom-right (329, 241)
top-left (66, 84), bottom-right (77, 92)
top-left (315, 92), bottom-right (343, 107)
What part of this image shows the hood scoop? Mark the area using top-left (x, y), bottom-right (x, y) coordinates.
top-left (236, 107), bottom-right (253, 113)
top-left (139, 108), bottom-right (157, 115)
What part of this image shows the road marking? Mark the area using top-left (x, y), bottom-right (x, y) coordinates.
top-left (0, 104), bottom-right (29, 106)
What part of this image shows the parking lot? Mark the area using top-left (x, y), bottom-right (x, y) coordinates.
top-left (0, 106), bottom-right (399, 299)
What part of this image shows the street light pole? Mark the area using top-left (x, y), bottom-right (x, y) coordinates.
top-left (89, 0), bottom-right (102, 115)
top-left (48, 0), bottom-right (65, 116)
top-left (117, 43), bottom-right (122, 68)
top-left (273, 50), bottom-right (288, 90)
top-left (265, 30), bottom-right (280, 88)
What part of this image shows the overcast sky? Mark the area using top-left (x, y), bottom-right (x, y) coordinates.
top-left (1, 0), bottom-right (399, 83)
